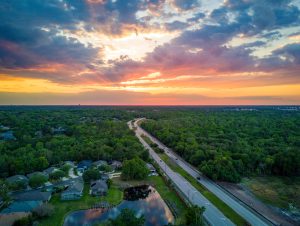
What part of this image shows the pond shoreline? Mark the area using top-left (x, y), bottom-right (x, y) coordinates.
top-left (63, 185), bottom-right (174, 226)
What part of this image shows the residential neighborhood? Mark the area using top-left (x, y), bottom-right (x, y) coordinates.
top-left (0, 159), bottom-right (120, 225)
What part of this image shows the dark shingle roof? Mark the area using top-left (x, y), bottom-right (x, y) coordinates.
top-left (1, 201), bottom-right (42, 214)
top-left (6, 175), bottom-right (28, 184)
top-left (77, 160), bottom-right (92, 169)
top-left (42, 167), bottom-right (59, 175)
top-left (91, 180), bottom-right (108, 192)
top-left (62, 180), bottom-right (84, 195)
top-left (12, 190), bottom-right (51, 202)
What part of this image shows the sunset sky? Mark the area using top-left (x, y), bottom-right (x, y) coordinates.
top-left (0, 0), bottom-right (300, 105)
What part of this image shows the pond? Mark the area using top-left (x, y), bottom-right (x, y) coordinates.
top-left (63, 185), bottom-right (174, 226)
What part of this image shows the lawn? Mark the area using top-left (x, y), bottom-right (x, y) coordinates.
top-left (159, 153), bottom-right (249, 226)
top-left (39, 184), bottom-right (123, 226)
top-left (242, 176), bottom-right (300, 210)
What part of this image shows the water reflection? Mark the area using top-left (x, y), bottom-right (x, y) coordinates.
top-left (64, 185), bottom-right (174, 226)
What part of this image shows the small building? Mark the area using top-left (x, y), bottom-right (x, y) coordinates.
top-left (6, 175), bottom-right (28, 186)
top-left (12, 190), bottom-right (52, 202)
top-left (110, 160), bottom-right (122, 170)
top-left (0, 200), bottom-right (42, 214)
top-left (90, 180), bottom-right (108, 196)
top-left (51, 127), bottom-right (66, 134)
top-left (0, 125), bottom-right (10, 131)
top-left (146, 163), bottom-right (158, 176)
top-left (146, 163), bottom-right (156, 173)
top-left (77, 160), bottom-right (92, 173)
top-left (61, 180), bottom-right (84, 200)
top-left (93, 160), bottom-right (107, 168)
top-left (43, 167), bottom-right (58, 176)
top-left (0, 131), bottom-right (16, 141)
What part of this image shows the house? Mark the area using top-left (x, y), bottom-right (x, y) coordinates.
top-left (12, 190), bottom-right (52, 202)
top-left (146, 163), bottom-right (156, 173)
top-left (6, 175), bottom-right (28, 186)
top-left (90, 180), bottom-right (108, 196)
top-left (77, 160), bottom-right (92, 173)
top-left (0, 131), bottom-right (16, 141)
top-left (146, 163), bottom-right (158, 176)
top-left (61, 180), bottom-right (84, 200)
top-left (51, 127), bottom-right (66, 134)
top-left (26, 171), bottom-right (49, 180)
top-left (93, 160), bottom-right (107, 168)
top-left (110, 160), bottom-right (122, 170)
top-left (0, 125), bottom-right (10, 131)
top-left (43, 167), bottom-right (58, 176)
top-left (0, 201), bottom-right (42, 214)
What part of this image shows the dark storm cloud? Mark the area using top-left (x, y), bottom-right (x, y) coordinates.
top-left (0, 0), bottom-right (299, 84)
top-left (0, 0), bottom-right (90, 30)
top-left (0, 0), bottom-right (99, 69)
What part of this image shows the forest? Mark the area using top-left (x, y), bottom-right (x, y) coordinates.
top-left (0, 106), bottom-right (148, 178)
top-left (141, 108), bottom-right (300, 182)
top-left (1, 106), bottom-right (299, 183)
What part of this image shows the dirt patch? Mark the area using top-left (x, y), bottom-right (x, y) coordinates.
top-left (218, 181), bottom-right (299, 226)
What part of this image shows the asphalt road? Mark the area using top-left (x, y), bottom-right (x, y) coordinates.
top-left (133, 118), bottom-right (272, 226)
top-left (128, 120), bottom-right (235, 226)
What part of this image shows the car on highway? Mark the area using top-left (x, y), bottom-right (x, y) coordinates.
top-left (197, 176), bottom-right (201, 180)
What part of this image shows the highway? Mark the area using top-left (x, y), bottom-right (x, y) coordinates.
top-left (133, 118), bottom-right (272, 226)
top-left (128, 120), bottom-right (235, 226)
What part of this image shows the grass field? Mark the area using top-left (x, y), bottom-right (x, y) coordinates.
top-left (242, 176), bottom-right (300, 210)
top-left (39, 184), bottom-right (123, 226)
top-left (159, 153), bottom-right (249, 226)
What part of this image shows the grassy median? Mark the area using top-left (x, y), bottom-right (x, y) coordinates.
top-left (159, 153), bottom-right (249, 226)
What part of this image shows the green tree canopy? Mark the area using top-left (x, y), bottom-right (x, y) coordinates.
top-left (121, 157), bottom-right (149, 180)
top-left (29, 174), bottom-right (48, 188)
top-left (83, 168), bottom-right (101, 182)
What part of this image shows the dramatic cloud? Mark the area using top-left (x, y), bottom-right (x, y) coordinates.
top-left (0, 0), bottom-right (299, 104)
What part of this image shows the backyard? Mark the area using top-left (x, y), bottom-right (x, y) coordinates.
top-left (39, 184), bottom-right (123, 226)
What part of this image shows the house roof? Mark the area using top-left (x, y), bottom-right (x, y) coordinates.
top-left (93, 160), bottom-right (107, 167)
top-left (91, 180), bottom-right (108, 192)
top-left (43, 167), bottom-right (58, 175)
top-left (12, 190), bottom-right (51, 202)
top-left (110, 160), bottom-right (122, 168)
top-left (1, 201), bottom-right (42, 214)
top-left (6, 175), bottom-right (28, 184)
top-left (146, 163), bottom-right (156, 171)
top-left (0, 131), bottom-right (16, 140)
top-left (62, 180), bottom-right (84, 195)
top-left (77, 160), bottom-right (92, 169)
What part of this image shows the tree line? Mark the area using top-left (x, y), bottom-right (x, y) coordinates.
top-left (142, 110), bottom-right (300, 182)
top-left (0, 108), bottom-right (148, 178)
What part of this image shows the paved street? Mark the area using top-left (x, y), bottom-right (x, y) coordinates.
top-left (133, 118), bottom-right (272, 226)
top-left (129, 120), bottom-right (235, 226)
